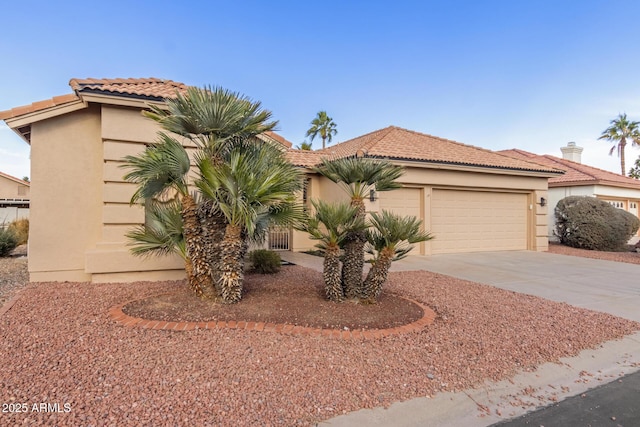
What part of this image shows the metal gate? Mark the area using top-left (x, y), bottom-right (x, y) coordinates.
top-left (268, 226), bottom-right (290, 251)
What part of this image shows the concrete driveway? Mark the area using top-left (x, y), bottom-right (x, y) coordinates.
top-left (391, 250), bottom-right (640, 322)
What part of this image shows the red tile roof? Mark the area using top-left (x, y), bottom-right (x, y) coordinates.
top-left (288, 126), bottom-right (562, 173)
top-left (285, 149), bottom-right (323, 167)
top-left (1, 78), bottom-right (292, 148)
top-left (0, 170), bottom-right (30, 186)
top-left (69, 77), bottom-right (188, 99)
top-left (0, 94), bottom-right (79, 120)
top-left (262, 131), bottom-right (292, 148)
top-left (499, 149), bottom-right (640, 189)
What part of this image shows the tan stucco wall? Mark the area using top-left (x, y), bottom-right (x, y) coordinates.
top-left (29, 105), bottom-right (103, 281)
top-left (28, 103), bottom-right (186, 282)
top-left (0, 174), bottom-right (30, 200)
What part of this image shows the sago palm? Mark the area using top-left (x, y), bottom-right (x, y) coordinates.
top-left (297, 200), bottom-right (366, 302)
top-left (598, 113), bottom-right (640, 176)
top-left (361, 210), bottom-right (433, 303)
top-left (196, 140), bottom-right (304, 303)
top-left (121, 133), bottom-right (214, 298)
top-left (315, 157), bottom-right (404, 299)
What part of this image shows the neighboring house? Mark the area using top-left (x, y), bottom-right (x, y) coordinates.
top-left (500, 143), bottom-right (640, 240)
top-left (0, 77), bottom-right (562, 283)
top-left (0, 170), bottom-right (29, 225)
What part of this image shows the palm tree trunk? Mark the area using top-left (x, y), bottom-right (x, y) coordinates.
top-left (620, 139), bottom-right (627, 175)
top-left (361, 248), bottom-right (394, 303)
top-left (218, 223), bottom-right (244, 303)
top-left (181, 194), bottom-right (213, 297)
top-left (341, 198), bottom-right (367, 299)
top-left (198, 200), bottom-right (227, 297)
top-left (324, 245), bottom-right (344, 302)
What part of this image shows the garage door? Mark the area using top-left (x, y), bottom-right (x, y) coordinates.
top-left (431, 189), bottom-right (528, 254)
top-left (378, 187), bottom-right (422, 254)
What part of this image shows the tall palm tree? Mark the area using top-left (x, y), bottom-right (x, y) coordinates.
top-left (361, 211), bottom-right (433, 303)
top-left (315, 157), bottom-right (404, 299)
top-left (598, 113), bottom-right (640, 176)
top-left (121, 133), bottom-right (214, 297)
top-left (297, 200), bottom-right (366, 302)
top-left (196, 140), bottom-right (304, 303)
top-left (306, 111), bottom-right (337, 149)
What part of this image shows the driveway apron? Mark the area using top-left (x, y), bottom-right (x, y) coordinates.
top-left (391, 250), bottom-right (640, 322)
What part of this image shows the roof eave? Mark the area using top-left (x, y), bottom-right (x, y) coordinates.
top-left (550, 179), bottom-right (640, 190)
top-left (78, 92), bottom-right (166, 110)
top-left (366, 156), bottom-right (564, 178)
top-left (3, 99), bottom-right (87, 144)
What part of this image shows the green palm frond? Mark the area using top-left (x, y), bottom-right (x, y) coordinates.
top-left (196, 139), bottom-right (304, 236)
top-left (365, 210), bottom-right (433, 261)
top-left (296, 199), bottom-right (366, 251)
top-left (126, 201), bottom-right (186, 259)
top-left (145, 86), bottom-right (277, 147)
top-left (121, 133), bottom-right (191, 203)
top-left (314, 157), bottom-right (404, 200)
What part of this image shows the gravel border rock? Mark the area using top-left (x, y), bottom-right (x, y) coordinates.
top-left (1, 262), bottom-right (638, 426)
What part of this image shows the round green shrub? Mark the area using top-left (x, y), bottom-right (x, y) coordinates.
top-left (555, 196), bottom-right (640, 251)
top-left (248, 249), bottom-right (281, 274)
top-left (0, 228), bottom-right (18, 257)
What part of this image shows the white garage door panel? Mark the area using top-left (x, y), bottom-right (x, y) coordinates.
top-left (431, 190), bottom-right (527, 254)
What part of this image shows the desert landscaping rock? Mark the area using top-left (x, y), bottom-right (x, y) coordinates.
top-left (1, 253), bottom-right (638, 426)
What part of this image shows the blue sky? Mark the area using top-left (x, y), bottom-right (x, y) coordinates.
top-left (2, 0), bottom-right (640, 179)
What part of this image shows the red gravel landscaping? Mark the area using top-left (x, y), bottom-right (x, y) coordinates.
top-left (547, 242), bottom-right (640, 265)
top-left (1, 264), bottom-right (638, 426)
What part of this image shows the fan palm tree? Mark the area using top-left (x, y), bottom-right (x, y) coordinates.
top-left (121, 133), bottom-right (214, 297)
top-left (629, 156), bottom-right (640, 179)
top-left (315, 157), bottom-right (404, 299)
top-left (361, 211), bottom-right (433, 303)
top-left (144, 86), bottom-right (280, 287)
top-left (306, 111), bottom-right (337, 149)
top-left (297, 200), bottom-right (366, 301)
top-left (598, 113), bottom-right (640, 176)
top-left (196, 140), bottom-right (304, 303)
top-left (295, 140), bottom-right (313, 150)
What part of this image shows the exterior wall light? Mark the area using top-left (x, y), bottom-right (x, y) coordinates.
top-left (369, 189), bottom-right (377, 202)
top-left (540, 197), bottom-right (547, 207)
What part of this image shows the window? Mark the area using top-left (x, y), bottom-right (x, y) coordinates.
top-left (17, 186), bottom-right (26, 196)
top-left (605, 200), bottom-right (624, 209)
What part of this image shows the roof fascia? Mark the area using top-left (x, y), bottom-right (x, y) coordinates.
top-left (4, 99), bottom-right (87, 130)
top-left (550, 180), bottom-right (640, 190)
top-left (381, 158), bottom-right (564, 178)
top-left (79, 93), bottom-right (166, 110)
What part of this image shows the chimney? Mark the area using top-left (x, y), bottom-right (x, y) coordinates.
top-left (560, 141), bottom-right (583, 163)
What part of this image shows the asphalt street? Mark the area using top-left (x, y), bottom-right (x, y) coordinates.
top-left (493, 370), bottom-right (640, 426)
